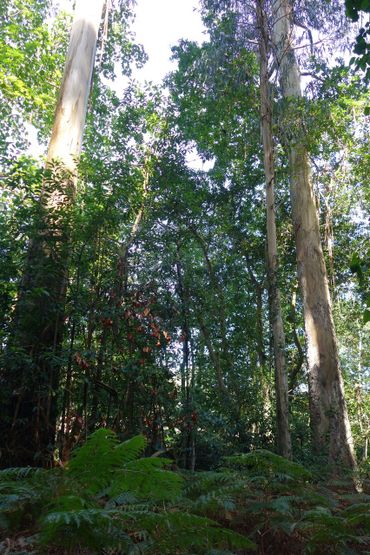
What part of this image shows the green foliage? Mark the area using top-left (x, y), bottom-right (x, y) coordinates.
top-left (68, 429), bottom-right (146, 493)
top-left (223, 450), bottom-right (313, 481)
top-left (350, 250), bottom-right (370, 324)
top-left (0, 0), bottom-right (70, 150)
top-left (345, 0), bottom-right (370, 21)
top-left (346, 0), bottom-right (370, 81)
top-left (179, 450), bottom-right (370, 554)
top-left (0, 429), bottom-right (256, 554)
top-left (0, 0), bottom-right (369, 552)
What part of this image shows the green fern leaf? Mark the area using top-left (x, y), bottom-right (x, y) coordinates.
top-left (140, 511), bottom-right (257, 553)
top-left (341, 503), bottom-right (370, 528)
top-left (109, 460), bottom-right (184, 501)
top-left (114, 434), bottom-right (147, 464)
top-left (68, 429), bottom-right (146, 494)
top-left (223, 450), bottom-right (312, 482)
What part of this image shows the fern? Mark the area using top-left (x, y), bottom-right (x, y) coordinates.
top-left (138, 511), bottom-right (256, 553)
top-left (0, 467), bottom-right (60, 531)
top-left (109, 458), bottom-right (184, 501)
top-left (177, 450), bottom-right (370, 555)
top-left (341, 502), bottom-right (370, 529)
top-left (223, 449), bottom-right (312, 482)
top-left (1, 429), bottom-right (258, 554)
top-left (68, 429), bottom-right (146, 494)
top-left (40, 508), bottom-right (135, 551)
top-left (0, 467), bottom-right (47, 480)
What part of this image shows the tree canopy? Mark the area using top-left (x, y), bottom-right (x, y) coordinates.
top-left (0, 0), bottom-right (369, 553)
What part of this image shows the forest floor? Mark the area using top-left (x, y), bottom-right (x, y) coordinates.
top-left (1, 473), bottom-right (369, 555)
top-left (1, 439), bottom-right (369, 555)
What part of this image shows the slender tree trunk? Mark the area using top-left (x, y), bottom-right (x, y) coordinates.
top-left (176, 252), bottom-right (197, 469)
top-left (323, 177), bottom-right (336, 294)
top-left (257, 0), bottom-right (291, 459)
top-left (271, 0), bottom-right (356, 468)
top-left (288, 283), bottom-right (304, 392)
top-left (0, 0), bottom-right (104, 467)
top-left (197, 314), bottom-right (230, 403)
top-left (47, 0), bottom-right (106, 171)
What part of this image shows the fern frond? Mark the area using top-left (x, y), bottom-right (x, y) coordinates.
top-left (183, 471), bottom-right (236, 499)
top-left (0, 467), bottom-right (47, 480)
top-left (182, 479), bottom-right (250, 517)
top-left (296, 507), bottom-right (361, 550)
top-left (40, 508), bottom-right (134, 551)
top-left (0, 481), bottom-right (42, 518)
top-left (114, 434), bottom-right (147, 464)
top-left (223, 450), bottom-right (312, 482)
top-left (341, 503), bottom-right (370, 528)
top-left (49, 494), bottom-right (92, 512)
top-left (105, 491), bottom-right (139, 508)
top-left (68, 429), bottom-right (146, 494)
top-left (139, 511), bottom-right (257, 553)
top-left (109, 461), bottom-right (184, 501)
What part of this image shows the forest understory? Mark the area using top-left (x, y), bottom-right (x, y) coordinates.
top-left (0, 0), bottom-right (369, 553)
top-left (0, 430), bottom-right (369, 555)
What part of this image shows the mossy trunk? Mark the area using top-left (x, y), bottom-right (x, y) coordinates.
top-left (0, 0), bottom-right (104, 467)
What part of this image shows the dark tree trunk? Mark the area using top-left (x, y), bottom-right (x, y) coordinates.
top-left (0, 0), bottom-right (104, 467)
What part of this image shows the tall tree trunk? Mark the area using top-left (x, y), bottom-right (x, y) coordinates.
top-left (271, 0), bottom-right (356, 468)
top-left (244, 257), bottom-right (271, 432)
top-left (323, 176), bottom-right (336, 294)
top-left (257, 0), bottom-right (291, 459)
top-left (0, 0), bottom-right (105, 467)
top-left (288, 282), bottom-right (304, 392)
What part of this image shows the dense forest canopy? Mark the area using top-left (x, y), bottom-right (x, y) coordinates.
top-left (0, 0), bottom-right (369, 553)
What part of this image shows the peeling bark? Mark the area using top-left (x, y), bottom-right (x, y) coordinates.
top-left (271, 0), bottom-right (356, 468)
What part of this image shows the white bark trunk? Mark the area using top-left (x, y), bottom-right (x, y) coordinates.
top-left (257, 0), bottom-right (292, 459)
top-left (271, 0), bottom-right (356, 468)
top-left (2, 0), bottom-right (105, 467)
top-left (47, 0), bottom-right (105, 172)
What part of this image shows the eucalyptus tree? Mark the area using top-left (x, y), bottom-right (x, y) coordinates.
top-left (168, 8), bottom-right (297, 457)
top-left (270, 0), bottom-right (356, 468)
top-left (1, 0), bottom-right (105, 466)
top-left (198, 0), bottom-right (365, 468)
top-left (256, 0), bottom-right (291, 459)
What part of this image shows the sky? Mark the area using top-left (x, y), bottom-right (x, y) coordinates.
top-left (129, 0), bottom-right (212, 169)
top-left (55, 0), bottom-right (208, 83)
top-left (29, 0), bottom-right (209, 164)
top-left (131, 0), bottom-right (207, 84)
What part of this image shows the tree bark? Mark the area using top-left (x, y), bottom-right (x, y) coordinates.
top-left (288, 283), bottom-right (304, 392)
top-left (271, 0), bottom-right (356, 468)
top-left (0, 0), bottom-right (104, 467)
top-left (257, 0), bottom-right (292, 459)
top-left (47, 0), bottom-right (106, 172)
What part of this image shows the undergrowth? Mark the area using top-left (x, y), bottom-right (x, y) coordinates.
top-left (0, 428), bottom-right (254, 554)
top-left (0, 431), bottom-right (369, 554)
top-left (181, 450), bottom-right (370, 554)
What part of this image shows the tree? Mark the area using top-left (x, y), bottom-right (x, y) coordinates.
top-left (346, 0), bottom-right (370, 81)
top-left (270, 0), bottom-right (356, 468)
top-left (0, 0), bottom-right (367, 479)
top-left (0, 0), bottom-right (105, 466)
top-left (256, 0), bottom-right (291, 459)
